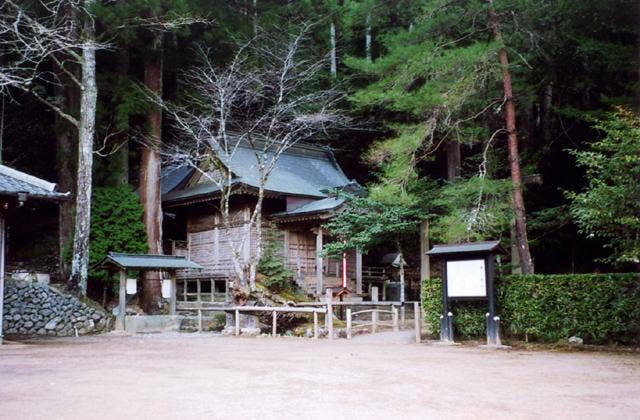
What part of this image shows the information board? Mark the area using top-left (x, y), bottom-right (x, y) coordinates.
top-left (446, 259), bottom-right (486, 298)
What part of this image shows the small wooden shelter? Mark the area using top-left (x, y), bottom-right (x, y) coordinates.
top-left (0, 164), bottom-right (69, 344)
top-left (98, 253), bottom-right (202, 330)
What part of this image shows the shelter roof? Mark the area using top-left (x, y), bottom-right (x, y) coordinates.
top-left (426, 241), bottom-right (505, 256)
top-left (98, 253), bottom-right (203, 271)
top-left (0, 164), bottom-right (69, 201)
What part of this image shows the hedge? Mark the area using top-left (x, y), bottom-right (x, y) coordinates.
top-left (421, 273), bottom-right (640, 344)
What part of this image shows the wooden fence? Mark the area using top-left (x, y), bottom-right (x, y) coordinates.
top-left (181, 296), bottom-right (422, 343)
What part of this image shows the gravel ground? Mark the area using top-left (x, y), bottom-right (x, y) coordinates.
top-left (1, 332), bottom-right (639, 420)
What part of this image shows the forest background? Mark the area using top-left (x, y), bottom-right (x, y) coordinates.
top-left (1, 0), bottom-right (638, 296)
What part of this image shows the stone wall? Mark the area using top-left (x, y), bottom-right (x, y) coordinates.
top-left (2, 280), bottom-right (111, 337)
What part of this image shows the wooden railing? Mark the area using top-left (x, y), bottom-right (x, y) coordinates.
top-left (176, 278), bottom-right (228, 303)
top-left (180, 305), bottom-right (327, 338)
top-left (179, 300), bottom-right (422, 342)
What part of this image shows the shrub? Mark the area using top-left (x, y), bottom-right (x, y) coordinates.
top-left (257, 231), bottom-right (293, 292)
top-left (89, 186), bottom-right (147, 289)
top-left (422, 273), bottom-right (640, 344)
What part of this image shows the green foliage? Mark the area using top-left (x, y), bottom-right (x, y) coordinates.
top-left (322, 191), bottom-right (421, 256)
top-left (421, 278), bottom-right (487, 338)
top-left (431, 176), bottom-right (513, 243)
top-left (566, 108), bottom-right (640, 266)
top-left (422, 273), bottom-right (640, 344)
top-left (257, 231), bottom-right (293, 293)
top-left (89, 186), bottom-right (147, 287)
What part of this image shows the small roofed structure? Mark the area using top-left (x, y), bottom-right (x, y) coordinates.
top-left (98, 253), bottom-right (203, 330)
top-left (0, 164), bottom-right (69, 345)
top-left (426, 240), bottom-right (506, 345)
top-left (426, 240), bottom-right (505, 257)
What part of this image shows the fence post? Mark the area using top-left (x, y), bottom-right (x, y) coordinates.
top-left (371, 286), bottom-right (378, 333)
top-left (313, 311), bottom-right (319, 339)
top-left (198, 309), bottom-right (202, 333)
top-left (326, 288), bottom-right (333, 340)
top-left (414, 302), bottom-right (421, 343)
top-left (272, 310), bottom-right (277, 337)
top-left (235, 309), bottom-right (240, 336)
top-left (392, 306), bottom-right (399, 332)
top-left (346, 308), bottom-right (352, 339)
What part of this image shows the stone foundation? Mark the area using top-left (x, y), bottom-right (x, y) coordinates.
top-left (2, 280), bottom-right (111, 337)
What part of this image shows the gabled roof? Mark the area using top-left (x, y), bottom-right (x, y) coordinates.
top-left (426, 241), bottom-right (505, 256)
top-left (0, 164), bottom-right (69, 201)
top-left (161, 142), bottom-right (354, 205)
top-left (98, 253), bottom-right (203, 270)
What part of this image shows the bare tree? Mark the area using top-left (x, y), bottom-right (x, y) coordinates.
top-left (0, 0), bottom-right (102, 293)
top-left (159, 28), bottom-right (344, 291)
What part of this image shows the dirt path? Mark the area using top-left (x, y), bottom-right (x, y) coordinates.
top-left (1, 332), bottom-right (639, 419)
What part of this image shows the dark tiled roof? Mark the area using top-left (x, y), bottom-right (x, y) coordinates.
top-left (271, 196), bottom-right (344, 218)
top-left (98, 253), bottom-right (203, 270)
top-left (161, 166), bottom-right (193, 195)
top-left (426, 241), bottom-right (504, 256)
top-left (0, 164), bottom-right (69, 200)
top-left (161, 142), bottom-right (354, 204)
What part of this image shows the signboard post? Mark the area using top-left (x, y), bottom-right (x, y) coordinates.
top-left (427, 241), bottom-right (504, 345)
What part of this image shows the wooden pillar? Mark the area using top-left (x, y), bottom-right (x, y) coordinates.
top-left (392, 306), bottom-right (399, 332)
top-left (371, 286), bottom-right (378, 303)
top-left (313, 311), bottom-right (319, 339)
top-left (169, 271), bottom-right (177, 315)
top-left (272, 310), bottom-right (277, 336)
top-left (371, 286), bottom-right (378, 333)
top-left (420, 220), bottom-right (430, 280)
top-left (325, 287), bottom-right (333, 340)
top-left (355, 249), bottom-right (363, 294)
top-left (346, 308), bottom-right (352, 339)
top-left (235, 309), bottom-right (240, 336)
top-left (116, 269), bottom-right (126, 331)
top-left (0, 216), bottom-right (5, 345)
top-left (316, 227), bottom-right (323, 297)
top-left (414, 302), bottom-right (421, 343)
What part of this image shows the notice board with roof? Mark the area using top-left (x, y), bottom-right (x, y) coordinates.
top-left (427, 241), bottom-right (505, 345)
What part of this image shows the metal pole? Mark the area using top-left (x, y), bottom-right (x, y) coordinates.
top-left (198, 309), bottom-right (202, 333)
top-left (235, 309), bottom-right (240, 336)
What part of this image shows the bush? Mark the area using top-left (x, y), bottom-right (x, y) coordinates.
top-left (422, 273), bottom-right (640, 344)
top-left (89, 186), bottom-right (147, 289)
top-left (257, 231), bottom-right (293, 292)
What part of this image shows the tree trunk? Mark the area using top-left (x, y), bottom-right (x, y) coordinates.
top-left (445, 140), bottom-right (461, 181)
top-left (55, 76), bottom-right (78, 282)
top-left (488, 0), bottom-right (534, 274)
top-left (365, 13), bottom-right (372, 62)
top-left (330, 20), bottom-right (337, 78)
top-left (139, 35), bottom-right (164, 313)
top-left (115, 48), bottom-right (130, 186)
top-left (69, 1), bottom-right (97, 294)
top-left (54, 0), bottom-right (79, 284)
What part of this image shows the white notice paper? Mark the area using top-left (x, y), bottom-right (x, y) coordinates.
top-left (446, 259), bottom-right (486, 297)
